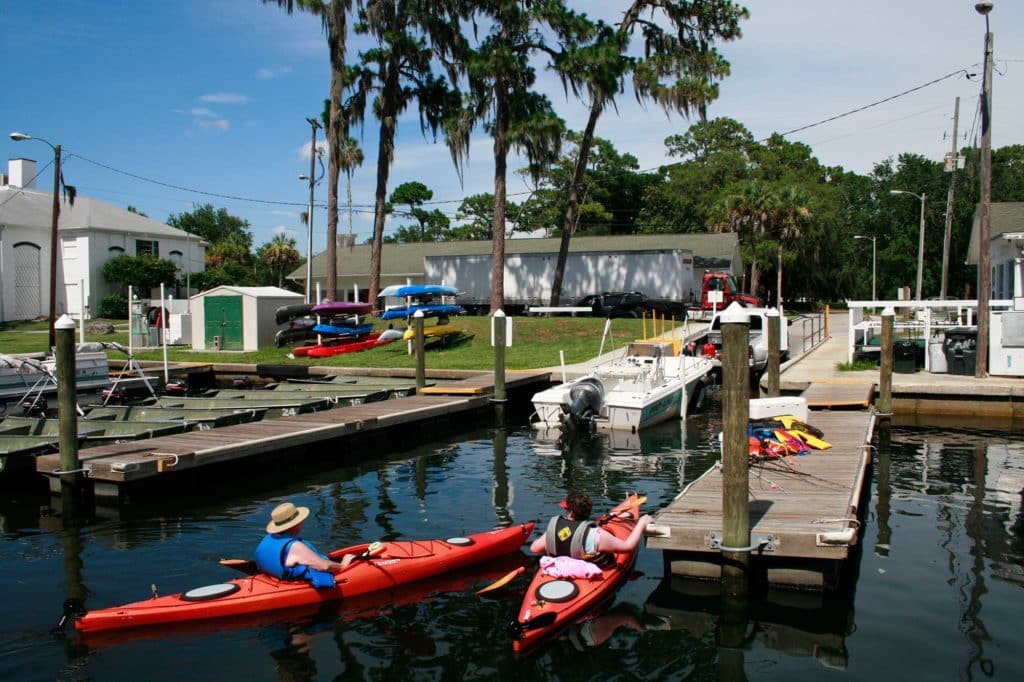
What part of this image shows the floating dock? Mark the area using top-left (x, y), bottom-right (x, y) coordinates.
top-left (647, 411), bottom-right (874, 590)
top-left (36, 371), bottom-right (550, 499)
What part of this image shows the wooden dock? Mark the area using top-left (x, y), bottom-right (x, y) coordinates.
top-left (647, 411), bottom-right (874, 589)
top-left (36, 370), bottom-right (551, 499)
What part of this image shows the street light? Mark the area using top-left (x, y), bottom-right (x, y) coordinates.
top-left (890, 189), bottom-right (927, 302)
top-left (975, 1), bottom-right (994, 377)
top-left (10, 131), bottom-right (64, 349)
top-left (853, 235), bottom-right (877, 303)
top-left (300, 117), bottom-right (323, 304)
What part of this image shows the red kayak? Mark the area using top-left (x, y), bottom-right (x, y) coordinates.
top-left (74, 522), bottom-right (534, 634)
top-left (291, 334), bottom-right (369, 358)
top-left (306, 330), bottom-right (402, 358)
top-left (508, 495), bottom-right (643, 653)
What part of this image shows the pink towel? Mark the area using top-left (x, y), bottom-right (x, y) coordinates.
top-left (540, 555), bottom-right (603, 579)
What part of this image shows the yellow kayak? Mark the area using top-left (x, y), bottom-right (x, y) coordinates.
top-left (402, 324), bottom-right (463, 341)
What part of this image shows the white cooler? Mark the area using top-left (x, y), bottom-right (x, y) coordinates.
top-left (749, 396), bottom-right (808, 422)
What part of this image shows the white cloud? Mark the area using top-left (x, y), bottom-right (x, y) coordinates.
top-left (200, 92), bottom-right (249, 104)
top-left (272, 226), bottom-right (300, 238)
top-left (258, 65), bottom-right (293, 79)
top-left (196, 118), bottom-right (230, 132)
top-left (191, 107), bottom-right (217, 118)
top-left (298, 139), bottom-right (329, 162)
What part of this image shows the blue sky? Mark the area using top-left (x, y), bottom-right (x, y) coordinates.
top-left (3, 1), bottom-right (1022, 258)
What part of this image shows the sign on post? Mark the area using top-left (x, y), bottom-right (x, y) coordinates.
top-left (491, 315), bottom-right (513, 347)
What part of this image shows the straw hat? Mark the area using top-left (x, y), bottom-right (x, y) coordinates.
top-left (266, 502), bottom-right (309, 534)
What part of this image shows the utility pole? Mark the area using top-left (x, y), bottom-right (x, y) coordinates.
top-left (304, 117), bottom-right (321, 304)
top-left (941, 97), bottom-right (960, 300)
top-left (976, 2), bottom-right (994, 378)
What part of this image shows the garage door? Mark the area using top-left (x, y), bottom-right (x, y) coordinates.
top-left (203, 296), bottom-right (243, 350)
top-left (13, 242), bottom-right (42, 320)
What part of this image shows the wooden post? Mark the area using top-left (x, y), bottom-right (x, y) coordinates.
top-left (765, 307), bottom-right (780, 397)
top-left (878, 307), bottom-right (894, 417)
top-left (825, 304), bottom-right (830, 338)
top-left (720, 302), bottom-right (750, 595)
top-left (55, 314), bottom-right (81, 487)
top-left (493, 309), bottom-right (507, 405)
top-left (413, 310), bottom-right (426, 390)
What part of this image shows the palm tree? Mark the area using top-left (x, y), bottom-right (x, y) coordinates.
top-left (264, 0), bottom-right (353, 300)
top-left (261, 234), bottom-right (301, 287)
top-left (773, 186), bottom-right (814, 307)
top-left (339, 135), bottom-right (363, 247)
top-left (348, 0), bottom-right (463, 302)
top-left (548, 1), bottom-right (747, 306)
top-left (712, 180), bottom-right (778, 299)
top-left (456, 0), bottom-right (565, 312)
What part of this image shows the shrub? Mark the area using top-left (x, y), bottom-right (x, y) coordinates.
top-left (98, 293), bottom-right (129, 319)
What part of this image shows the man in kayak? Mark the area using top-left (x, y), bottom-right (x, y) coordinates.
top-left (255, 502), bottom-right (356, 587)
top-left (529, 492), bottom-right (652, 562)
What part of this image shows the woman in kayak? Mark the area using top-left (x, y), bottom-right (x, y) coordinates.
top-left (255, 502), bottom-right (356, 587)
top-left (529, 492), bottom-right (652, 562)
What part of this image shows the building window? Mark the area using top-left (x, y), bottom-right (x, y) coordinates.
top-left (62, 239), bottom-right (78, 259)
top-left (136, 239), bottom-right (159, 257)
top-left (108, 246), bottom-right (125, 258)
top-left (169, 250), bottom-right (183, 269)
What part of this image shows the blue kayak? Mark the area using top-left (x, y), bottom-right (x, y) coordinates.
top-left (378, 284), bottom-right (458, 299)
top-left (380, 304), bottom-right (464, 321)
top-left (311, 322), bottom-right (375, 337)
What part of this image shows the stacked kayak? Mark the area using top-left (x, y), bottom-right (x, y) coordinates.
top-left (381, 303), bottom-right (465, 321)
top-left (306, 329), bottom-right (403, 358)
top-left (74, 522), bottom-right (534, 634)
top-left (508, 494), bottom-right (643, 654)
top-left (379, 284), bottom-right (458, 299)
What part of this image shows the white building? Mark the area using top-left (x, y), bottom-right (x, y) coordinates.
top-left (0, 158), bottom-right (205, 322)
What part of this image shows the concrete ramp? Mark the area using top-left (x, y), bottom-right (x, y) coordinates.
top-left (801, 380), bottom-right (875, 409)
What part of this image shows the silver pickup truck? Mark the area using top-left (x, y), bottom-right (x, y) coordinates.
top-left (701, 307), bottom-right (789, 379)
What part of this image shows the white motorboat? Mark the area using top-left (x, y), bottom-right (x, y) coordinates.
top-left (0, 348), bottom-right (111, 415)
top-left (531, 341), bottom-right (714, 433)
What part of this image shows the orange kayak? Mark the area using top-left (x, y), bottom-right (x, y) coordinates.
top-left (74, 523), bottom-right (534, 634)
top-left (509, 495), bottom-right (642, 653)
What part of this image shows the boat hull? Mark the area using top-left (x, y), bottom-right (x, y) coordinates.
top-left (76, 523), bottom-right (534, 634)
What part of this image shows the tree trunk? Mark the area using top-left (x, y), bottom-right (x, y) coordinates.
top-left (325, 2), bottom-right (347, 302)
top-left (551, 99), bottom-right (601, 307)
top-left (368, 62), bottom-right (400, 305)
top-left (750, 260), bottom-right (760, 301)
top-left (491, 87), bottom-right (509, 314)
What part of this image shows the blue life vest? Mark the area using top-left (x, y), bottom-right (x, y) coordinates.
top-left (254, 533), bottom-right (336, 588)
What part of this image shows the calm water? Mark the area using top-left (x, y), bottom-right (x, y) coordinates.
top-left (0, 394), bottom-right (1022, 681)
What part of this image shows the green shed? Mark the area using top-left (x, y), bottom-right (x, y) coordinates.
top-left (189, 286), bottom-right (302, 351)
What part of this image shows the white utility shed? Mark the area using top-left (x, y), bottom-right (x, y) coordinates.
top-left (189, 286), bottom-right (301, 351)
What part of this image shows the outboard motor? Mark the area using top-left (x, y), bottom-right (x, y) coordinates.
top-left (231, 376), bottom-right (253, 390)
top-left (164, 379), bottom-right (188, 396)
top-left (563, 377), bottom-right (604, 425)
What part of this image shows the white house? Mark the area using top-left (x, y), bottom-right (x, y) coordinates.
top-left (0, 158), bottom-right (205, 322)
top-left (967, 202), bottom-right (1024, 299)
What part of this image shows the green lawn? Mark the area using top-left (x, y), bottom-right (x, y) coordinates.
top-left (0, 316), bottom-right (665, 371)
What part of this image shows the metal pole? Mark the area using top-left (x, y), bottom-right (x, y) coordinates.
top-left (976, 9), bottom-right (993, 377)
top-left (871, 237), bottom-right (877, 303)
top-left (160, 282), bottom-right (169, 385)
top-left (127, 285), bottom-right (134, 358)
top-left (55, 314), bottom-right (80, 484)
top-left (766, 307), bottom-right (780, 397)
top-left (915, 193), bottom-right (926, 302)
top-left (48, 145), bottom-right (62, 350)
top-left (305, 119), bottom-right (320, 304)
top-left (942, 97), bottom-right (960, 300)
top-left (79, 279), bottom-right (86, 344)
top-left (720, 303), bottom-right (750, 594)
top-left (493, 309), bottom-right (507, 403)
top-left (878, 307), bottom-right (894, 417)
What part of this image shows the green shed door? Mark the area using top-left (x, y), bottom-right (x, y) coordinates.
top-left (204, 296), bottom-right (243, 350)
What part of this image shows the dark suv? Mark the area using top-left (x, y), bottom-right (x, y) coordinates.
top-left (575, 291), bottom-right (648, 318)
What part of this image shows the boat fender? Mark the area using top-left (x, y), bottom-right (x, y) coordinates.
top-left (181, 583), bottom-right (241, 602)
top-left (536, 579), bottom-right (579, 603)
top-left (816, 528), bottom-right (855, 546)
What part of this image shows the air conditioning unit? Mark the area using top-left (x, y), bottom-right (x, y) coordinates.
top-left (213, 335), bottom-right (223, 350)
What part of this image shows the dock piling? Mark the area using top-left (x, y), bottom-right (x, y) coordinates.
top-left (878, 307), bottom-right (894, 417)
top-left (766, 307), bottom-right (781, 396)
top-left (55, 314), bottom-right (84, 490)
top-left (492, 310), bottom-right (507, 405)
top-left (413, 311), bottom-right (426, 390)
top-left (720, 303), bottom-right (751, 595)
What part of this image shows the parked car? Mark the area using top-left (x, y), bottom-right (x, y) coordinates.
top-left (575, 292), bottom-right (648, 318)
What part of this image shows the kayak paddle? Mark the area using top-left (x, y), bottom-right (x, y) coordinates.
top-left (219, 541), bottom-right (385, 576)
top-left (476, 566), bottom-right (525, 595)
